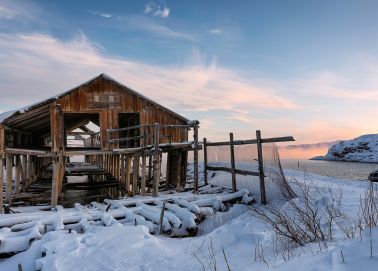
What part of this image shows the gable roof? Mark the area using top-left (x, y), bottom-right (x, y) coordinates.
top-left (0, 73), bottom-right (189, 123)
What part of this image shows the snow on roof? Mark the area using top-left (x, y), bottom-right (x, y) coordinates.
top-left (0, 73), bottom-right (189, 124)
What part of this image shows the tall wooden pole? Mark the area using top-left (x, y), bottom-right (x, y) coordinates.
top-left (193, 122), bottom-right (199, 192)
top-left (152, 123), bottom-right (160, 197)
top-left (203, 138), bottom-right (208, 185)
top-left (256, 130), bottom-right (266, 204)
top-left (230, 133), bottom-right (237, 192)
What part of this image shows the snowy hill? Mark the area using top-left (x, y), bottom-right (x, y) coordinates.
top-left (312, 134), bottom-right (378, 163)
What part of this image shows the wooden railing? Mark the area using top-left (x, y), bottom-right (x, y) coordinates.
top-left (106, 121), bottom-right (200, 196)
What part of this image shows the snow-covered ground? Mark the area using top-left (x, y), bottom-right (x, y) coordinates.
top-left (313, 134), bottom-right (378, 163)
top-left (1, 164), bottom-right (378, 271)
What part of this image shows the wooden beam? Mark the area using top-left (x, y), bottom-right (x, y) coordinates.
top-left (206, 136), bottom-right (295, 147)
top-left (5, 148), bottom-right (49, 156)
top-left (132, 156), bottom-right (139, 196)
top-left (256, 130), bottom-right (266, 204)
top-left (15, 155), bottom-right (21, 195)
top-left (152, 123), bottom-right (160, 197)
top-left (203, 138), bottom-right (208, 185)
top-left (193, 122), bottom-right (199, 192)
top-left (27, 155), bottom-right (32, 189)
top-left (5, 154), bottom-right (13, 205)
top-left (141, 155), bottom-right (146, 195)
top-left (21, 155), bottom-right (26, 192)
top-left (125, 155), bottom-right (131, 194)
top-left (230, 133), bottom-right (236, 192)
top-left (206, 165), bottom-right (260, 176)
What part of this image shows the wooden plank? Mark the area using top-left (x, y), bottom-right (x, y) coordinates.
top-left (132, 156), bottom-right (139, 196)
top-left (206, 165), bottom-right (260, 176)
top-left (125, 155), bottom-right (131, 194)
top-left (206, 136), bottom-right (295, 147)
top-left (27, 155), bottom-right (32, 190)
top-left (15, 155), bottom-right (21, 195)
top-left (152, 123), bottom-right (160, 197)
top-left (6, 154), bottom-right (13, 204)
top-left (230, 133), bottom-right (237, 192)
top-left (256, 130), bottom-right (266, 204)
top-left (193, 122), bottom-right (199, 192)
top-left (120, 154), bottom-right (125, 186)
top-left (51, 156), bottom-right (64, 208)
top-left (21, 155), bottom-right (26, 192)
top-left (141, 155), bottom-right (146, 195)
top-left (203, 138), bottom-right (208, 185)
top-left (5, 148), bottom-right (49, 156)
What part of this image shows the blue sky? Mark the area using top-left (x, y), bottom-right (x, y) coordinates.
top-left (0, 0), bottom-right (377, 144)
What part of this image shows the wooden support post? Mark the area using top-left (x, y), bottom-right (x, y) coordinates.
top-left (256, 130), bottom-right (266, 204)
top-left (203, 137), bottom-right (208, 185)
top-left (141, 155), bottom-right (146, 195)
top-left (120, 155), bottom-right (125, 187)
top-left (58, 156), bottom-right (65, 197)
top-left (132, 156), bottom-right (139, 196)
top-left (230, 133), bottom-right (237, 192)
top-left (27, 155), bottom-right (33, 190)
top-left (125, 155), bottom-right (131, 194)
top-left (21, 155), bottom-right (26, 191)
top-left (0, 156), bottom-right (4, 213)
top-left (51, 157), bottom-right (59, 208)
top-left (15, 155), bottom-right (21, 195)
top-left (6, 154), bottom-right (13, 204)
top-left (51, 155), bottom-right (64, 208)
top-left (152, 123), bottom-right (160, 197)
top-left (193, 122), bottom-right (199, 192)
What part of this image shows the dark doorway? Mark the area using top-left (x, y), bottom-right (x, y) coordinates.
top-left (118, 113), bottom-right (140, 148)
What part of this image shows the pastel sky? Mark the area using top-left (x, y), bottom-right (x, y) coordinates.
top-left (0, 0), bottom-right (377, 144)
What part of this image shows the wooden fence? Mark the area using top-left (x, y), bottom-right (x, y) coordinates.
top-left (203, 130), bottom-right (294, 204)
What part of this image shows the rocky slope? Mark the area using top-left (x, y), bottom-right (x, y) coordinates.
top-left (312, 134), bottom-right (378, 163)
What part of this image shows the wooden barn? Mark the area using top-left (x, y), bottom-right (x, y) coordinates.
top-left (0, 74), bottom-right (200, 211)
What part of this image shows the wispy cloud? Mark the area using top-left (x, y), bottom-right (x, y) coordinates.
top-left (0, 5), bottom-right (16, 19)
top-left (89, 10), bottom-right (112, 18)
top-left (124, 16), bottom-right (195, 41)
top-left (144, 2), bottom-right (170, 18)
top-left (209, 28), bottom-right (222, 35)
top-left (0, 32), bottom-right (297, 114)
top-left (0, 0), bottom-right (38, 20)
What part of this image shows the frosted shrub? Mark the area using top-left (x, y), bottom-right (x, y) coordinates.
top-left (250, 179), bottom-right (343, 247)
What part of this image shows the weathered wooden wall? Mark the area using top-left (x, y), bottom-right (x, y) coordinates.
top-left (55, 77), bottom-right (188, 149)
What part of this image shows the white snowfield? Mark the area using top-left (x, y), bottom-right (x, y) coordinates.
top-left (313, 134), bottom-right (378, 163)
top-left (1, 166), bottom-right (378, 271)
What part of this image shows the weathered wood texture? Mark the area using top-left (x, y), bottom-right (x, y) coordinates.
top-left (54, 76), bottom-right (188, 149)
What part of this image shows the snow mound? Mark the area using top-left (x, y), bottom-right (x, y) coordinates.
top-left (315, 134), bottom-right (378, 163)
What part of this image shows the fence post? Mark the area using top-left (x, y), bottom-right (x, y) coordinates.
top-left (256, 130), bottom-right (266, 204)
top-left (230, 133), bottom-right (237, 192)
top-left (193, 122), bottom-right (199, 192)
top-left (152, 123), bottom-right (160, 197)
top-left (203, 137), bottom-right (208, 185)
